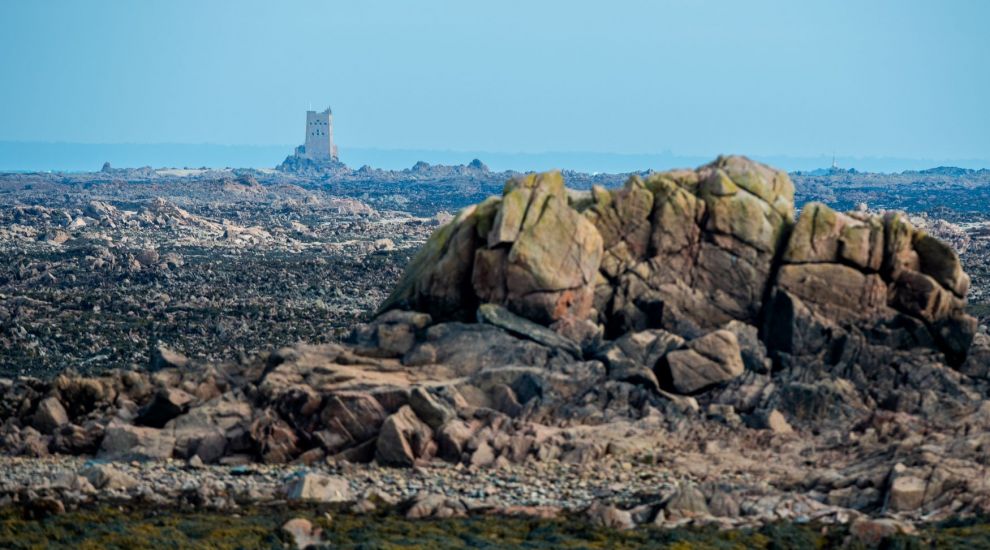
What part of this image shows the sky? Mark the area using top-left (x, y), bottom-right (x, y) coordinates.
top-left (0, 0), bottom-right (988, 170)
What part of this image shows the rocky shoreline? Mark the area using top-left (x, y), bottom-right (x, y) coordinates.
top-left (0, 452), bottom-right (934, 545)
top-left (2, 156), bottom-right (989, 548)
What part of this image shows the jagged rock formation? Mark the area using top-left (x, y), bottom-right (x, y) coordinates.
top-left (2, 156), bottom-right (989, 526)
top-left (381, 171), bottom-right (604, 327)
top-left (767, 203), bottom-right (974, 364)
top-left (382, 155), bottom-right (975, 368)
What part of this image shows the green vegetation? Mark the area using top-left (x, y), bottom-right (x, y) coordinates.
top-left (0, 506), bottom-right (284, 550)
top-left (4, 506), bottom-right (990, 549)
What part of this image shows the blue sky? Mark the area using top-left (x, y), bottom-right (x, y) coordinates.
top-left (0, 0), bottom-right (988, 168)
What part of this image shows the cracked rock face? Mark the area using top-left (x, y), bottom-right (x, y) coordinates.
top-left (766, 203), bottom-right (975, 366)
top-left (381, 171), bottom-right (604, 325)
top-left (383, 155), bottom-right (976, 368)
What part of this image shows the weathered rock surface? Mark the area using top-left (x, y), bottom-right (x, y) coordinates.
top-left (99, 421), bottom-right (176, 461)
top-left (662, 330), bottom-right (745, 394)
top-left (381, 171), bottom-right (604, 326)
top-left (81, 463), bottom-right (139, 491)
top-left (375, 405), bottom-right (434, 466)
top-left (0, 156), bottom-right (985, 533)
top-left (766, 203), bottom-right (975, 366)
top-left (282, 472), bottom-right (352, 503)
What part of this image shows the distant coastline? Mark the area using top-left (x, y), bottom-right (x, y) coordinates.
top-left (2, 140), bottom-right (989, 174)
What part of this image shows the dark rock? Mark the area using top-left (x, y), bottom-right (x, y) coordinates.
top-left (249, 409), bottom-right (299, 463)
top-left (477, 303), bottom-right (582, 358)
top-left (136, 388), bottom-right (194, 428)
top-left (149, 343), bottom-right (189, 371)
top-left (598, 329), bottom-right (684, 392)
top-left (408, 387), bottom-right (454, 430)
top-left (375, 405), bottom-right (434, 466)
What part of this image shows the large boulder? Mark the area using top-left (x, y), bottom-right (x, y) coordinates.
top-left (99, 420), bottom-right (175, 460)
top-left (492, 172), bottom-right (604, 324)
top-left (250, 408), bottom-right (300, 463)
top-left (476, 303), bottom-right (581, 358)
top-left (600, 157), bottom-right (793, 338)
top-left (382, 157), bottom-right (794, 341)
top-left (378, 156), bottom-right (975, 378)
top-left (317, 392), bottom-right (389, 454)
top-left (378, 197), bottom-right (498, 321)
top-left (597, 329), bottom-right (685, 391)
top-left (166, 395), bottom-right (253, 463)
top-left (765, 203), bottom-right (976, 366)
top-left (375, 405), bottom-right (434, 466)
top-left (283, 472), bottom-right (352, 503)
top-left (31, 396), bottom-right (69, 435)
top-left (404, 323), bottom-right (562, 376)
top-left (661, 330), bottom-right (745, 394)
top-left (381, 172), bottom-right (603, 327)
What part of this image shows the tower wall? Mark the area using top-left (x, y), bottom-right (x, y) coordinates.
top-left (303, 108), bottom-right (335, 160)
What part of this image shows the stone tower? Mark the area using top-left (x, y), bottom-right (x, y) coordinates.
top-left (300, 107), bottom-right (338, 161)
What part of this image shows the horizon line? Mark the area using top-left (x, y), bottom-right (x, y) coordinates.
top-left (2, 139), bottom-right (990, 165)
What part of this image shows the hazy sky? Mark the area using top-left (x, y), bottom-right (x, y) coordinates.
top-left (1, 0), bottom-right (988, 161)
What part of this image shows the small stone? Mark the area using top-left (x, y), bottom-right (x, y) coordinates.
top-left (283, 472), bottom-right (352, 503)
top-left (708, 490), bottom-right (740, 518)
top-left (756, 408), bottom-right (794, 434)
top-left (350, 498), bottom-right (377, 513)
top-left (406, 493), bottom-right (457, 519)
top-left (850, 517), bottom-right (916, 546)
top-left (149, 343), bottom-right (189, 371)
top-left (81, 463), bottom-right (139, 491)
top-left (665, 482), bottom-right (710, 520)
top-left (888, 474), bottom-right (926, 512)
top-left (586, 502), bottom-right (635, 530)
top-left (281, 517), bottom-right (322, 549)
top-left (470, 441), bottom-right (496, 468)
